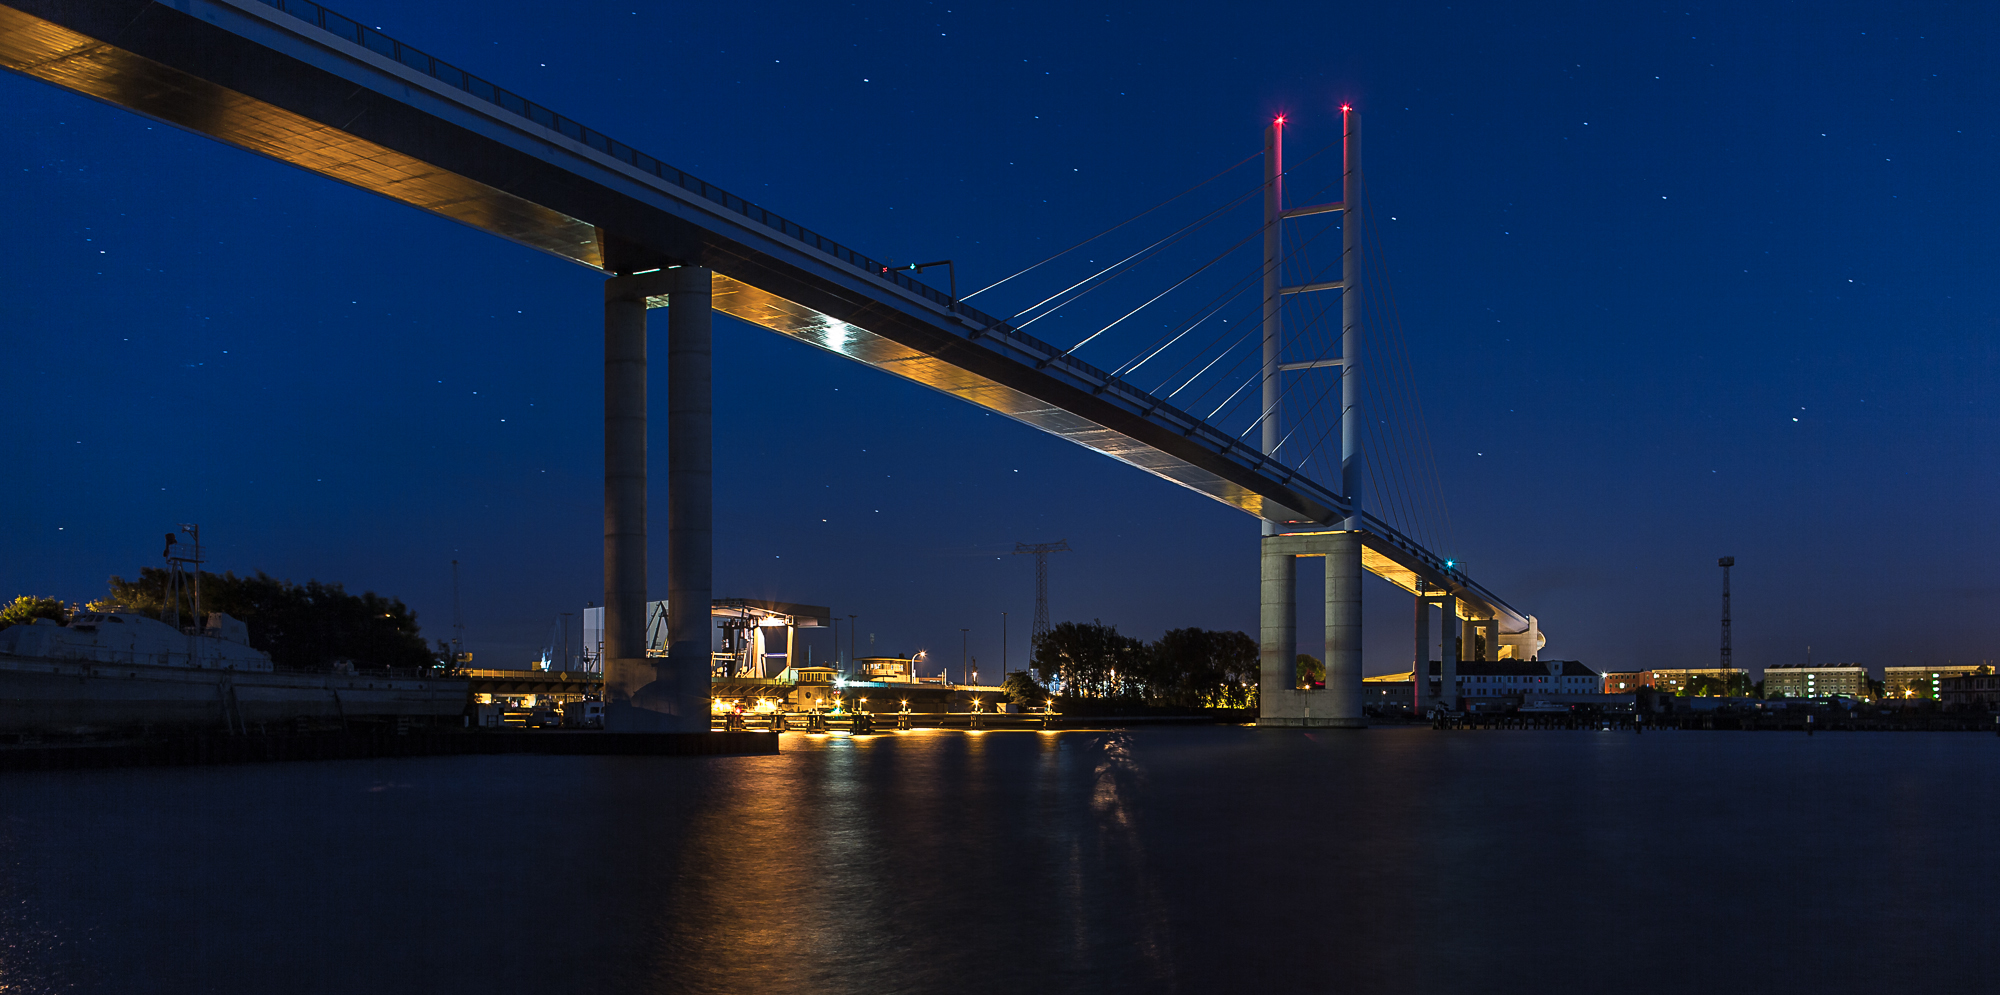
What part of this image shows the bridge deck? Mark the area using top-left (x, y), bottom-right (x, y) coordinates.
top-left (0, 0), bottom-right (1527, 631)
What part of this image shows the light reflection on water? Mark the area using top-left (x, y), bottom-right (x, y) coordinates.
top-left (0, 726), bottom-right (1996, 993)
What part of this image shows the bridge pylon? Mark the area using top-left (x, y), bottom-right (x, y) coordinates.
top-left (1256, 108), bottom-right (1366, 728)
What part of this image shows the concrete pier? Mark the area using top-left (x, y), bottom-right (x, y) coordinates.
top-left (602, 274), bottom-right (652, 730)
top-left (1324, 532), bottom-right (1362, 721)
top-left (1258, 531), bottom-right (1365, 728)
top-left (1258, 544), bottom-right (1297, 714)
top-left (1412, 588), bottom-right (1431, 714)
top-left (1440, 600), bottom-right (1461, 712)
top-left (602, 268), bottom-right (712, 732)
top-left (663, 266), bottom-right (714, 730)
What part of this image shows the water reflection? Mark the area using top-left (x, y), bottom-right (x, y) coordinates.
top-left (0, 728), bottom-right (1995, 993)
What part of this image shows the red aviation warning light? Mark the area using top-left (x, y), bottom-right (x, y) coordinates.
top-left (1274, 114), bottom-right (1286, 125)
top-left (1339, 103), bottom-right (1352, 112)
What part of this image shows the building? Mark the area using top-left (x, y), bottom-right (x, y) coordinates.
top-left (1362, 661), bottom-right (1607, 705)
top-left (1434, 660), bottom-right (1603, 700)
top-left (1763, 663), bottom-right (1870, 699)
top-left (855, 656), bottom-right (917, 683)
top-left (1363, 672), bottom-right (1416, 709)
top-left (787, 666), bottom-right (841, 711)
top-left (1601, 671), bottom-right (1649, 693)
top-left (1885, 665), bottom-right (1988, 701)
top-left (1939, 670), bottom-right (2000, 711)
top-left (1645, 668), bottom-right (1749, 696)
top-left (580, 598), bottom-right (832, 679)
top-left (1366, 661), bottom-right (1612, 712)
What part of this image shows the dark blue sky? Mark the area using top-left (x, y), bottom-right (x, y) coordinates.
top-left (3, 1), bottom-right (1995, 677)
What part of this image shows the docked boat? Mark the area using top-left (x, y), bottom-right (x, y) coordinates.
top-left (0, 609), bottom-right (469, 736)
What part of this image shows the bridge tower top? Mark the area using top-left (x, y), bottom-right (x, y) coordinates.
top-left (1259, 107), bottom-right (1361, 536)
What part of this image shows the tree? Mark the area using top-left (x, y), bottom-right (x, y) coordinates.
top-left (1296, 653), bottom-right (1325, 689)
top-left (1682, 674), bottom-right (1725, 697)
top-left (1032, 622), bottom-right (1263, 711)
top-left (1002, 670), bottom-right (1051, 709)
top-left (1031, 620), bottom-right (1150, 699)
top-left (1151, 628), bottom-right (1258, 708)
top-left (103, 567), bottom-right (433, 672)
top-left (0, 595), bottom-right (66, 630)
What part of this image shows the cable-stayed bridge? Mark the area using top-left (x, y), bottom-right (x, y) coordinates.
top-left (1, 0), bottom-right (1543, 729)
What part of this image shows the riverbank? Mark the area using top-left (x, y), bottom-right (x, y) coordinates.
top-left (0, 730), bottom-right (776, 771)
top-left (1424, 712), bottom-right (2000, 732)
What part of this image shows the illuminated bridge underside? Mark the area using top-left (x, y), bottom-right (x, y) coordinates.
top-left (0, 0), bottom-right (1526, 633)
top-left (706, 276), bottom-right (1322, 524)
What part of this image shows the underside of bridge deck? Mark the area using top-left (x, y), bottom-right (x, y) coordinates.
top-left (1, 0), bottom-right (1543, 734)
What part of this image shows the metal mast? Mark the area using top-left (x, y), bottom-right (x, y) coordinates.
top-left (1719, 556), bottom-right (1735, 671)
top-left (161, 525), bottom-right (203, 632)
top-left (1260, 115), bottom-right (1285, 541)
top-left (451, 559), bottom-right (466, 670)
top-left (1013, 540), bottom-right (1072, 644)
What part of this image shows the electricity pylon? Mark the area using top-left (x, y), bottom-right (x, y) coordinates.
top-left (1013, 540), bottom-right (1072, 645)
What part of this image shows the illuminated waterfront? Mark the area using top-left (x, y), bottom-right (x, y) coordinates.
top-left (1, 727), bottom-right (1994, 993)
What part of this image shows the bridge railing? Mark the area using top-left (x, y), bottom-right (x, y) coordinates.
top-left (253, 0), bottom-right (1337, 505)
top-left (252, 0), bottom-right (971, 309)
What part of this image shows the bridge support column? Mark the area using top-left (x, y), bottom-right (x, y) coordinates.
top-left (664, 266), bottom-right (714, 728)
top-left (1258, 531), bottom-right (1365, 728)
top-left (1324, 532), bottom-right (1362, 722)
top-left (1440, 600), bottom-right (1461, 713)
top-left (1412, 590), bottom-right (1430, 714)
top-left (601, 267), bottom-right (712, 732)
top-left (602, 274), bottom-right (653, 731)
top-left (1258, 543), bottom-right (1296, 718)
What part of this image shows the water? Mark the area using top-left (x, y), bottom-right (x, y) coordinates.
top-left (1, 726), bottom-right (1996, 993)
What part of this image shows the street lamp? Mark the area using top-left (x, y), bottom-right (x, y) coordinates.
top-left (886, 259), bottom-right (958, 310)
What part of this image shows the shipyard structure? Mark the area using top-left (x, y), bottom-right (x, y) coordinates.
top-left (0, 610), bottom-right (465, 736)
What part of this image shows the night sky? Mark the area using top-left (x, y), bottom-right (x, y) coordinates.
top-left (3, 2), bottom-right (1995, 679)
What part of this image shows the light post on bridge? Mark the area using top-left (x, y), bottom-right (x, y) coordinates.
top-left (887, 259), bottom-right (958, 311)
